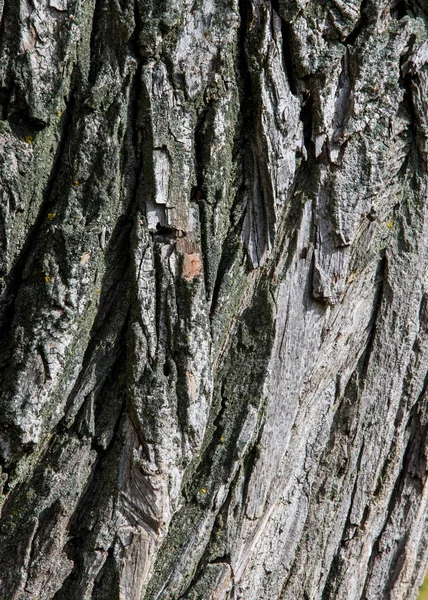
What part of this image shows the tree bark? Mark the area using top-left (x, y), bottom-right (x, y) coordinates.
top-left (0, 0), bottom-right (428, 598)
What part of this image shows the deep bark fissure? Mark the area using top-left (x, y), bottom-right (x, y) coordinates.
top-left (361, 395), bottom-right (428, 599)
top-left (391, 0), bottom-right (414, 21)
top-left (0, 88), bottom-right (76, 328)
top-left (320, 439), bottom-right (366, 600)
top-left (356, 254), bottom-right (387, 380)
top-left (344, 0), bottom-right (369, 46)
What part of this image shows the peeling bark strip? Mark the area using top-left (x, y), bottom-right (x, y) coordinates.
top-left (0, 0), bottom-right (428, 598)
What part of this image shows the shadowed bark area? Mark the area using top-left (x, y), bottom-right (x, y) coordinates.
top-left (0, 0), bottom-right (428, 599)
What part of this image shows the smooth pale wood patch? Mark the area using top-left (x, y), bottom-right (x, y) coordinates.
top-left (80, 252), bottom-right (91, 265)
top-left (183, 253), bottom-right (202, 281)
top-left (186, 370), bottom-right (197, 400)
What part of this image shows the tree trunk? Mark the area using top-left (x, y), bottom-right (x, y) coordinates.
top-left (0, 0), bottom-right (428, 598)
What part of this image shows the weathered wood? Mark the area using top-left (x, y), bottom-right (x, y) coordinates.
top-left (0, 0), bottom-right (428, 599)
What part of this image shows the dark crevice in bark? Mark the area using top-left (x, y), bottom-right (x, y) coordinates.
top-left (236, 0), bottom-right (254, 198)
top-left (177, 468), bottom-right (241, 599)
top-left (0, 0), bottom-right (141, 481)
top-left (0, 0), bottom-right (22, 121)
top-left (321, 439), bottom-right (366, 600)
top-left (61, 289), bottom-right (131, 425)
top-left (240, 421), bottom-right (265, 510)
top-left (356, 254), bottom-right (386, 380)
top-left (130, 0), bottom-right (143, 85)
top-left (127, 17), bottom-right (144, 225)
top-left (53, 403), bottom-right (127, 600)
top-left (208, 210), bottom-right (246, 322)
top-left (236, 0), bottom-right (276, 268)
top-left (88, 0), bottom-right (105, 87)
top-left (269, 0), bottom-right (298, 96)
top-left (269, 146), bottom-right (319, 288)
top-left (391, 0), bottom-right (414, 20)
top-left (55, 156), bottom-right (135, 423)
top-left (360, 391), bottom-right (428, 599)
top-left (208, 0), bottom-right (253, 319)
top-left (193, 109), bottom-right (208, 192)
top-left (37, 345), bottom-right (53, 382)
top-left (399, 44), bottom-right (425, 178)
top-left (187, 284), bottom-right (274, 508)
top-left (184, 385), bottom-right (236, 501)
top-left (0, 67), bottom-right (13, 121)
top-left (371, 349), bottom-right (428, 512)
top-left (152, 245), bottom-right (171, 361)
top-left (300, 88), bottom-right (314, 159)
top-left (0, 86), bottom-right (12, 121)
top-left (0, 90), bottom-right (79, 472)
top-left (193, 100), bottom-right (213, 301)
top-left (279, 20), bottom-right (298, 96)
top-left (90, 546), bottom-right (120, 600)
top-left (0, 88), bottom-right (76, 333)
top-left (350, 436), bottom-right (366, 498)
top-left (208, 383), bottom-right (228, 449)
top-left (0, 374), bottom-right (124, 600)
top-left (344, 0), bottom-right (368, 46)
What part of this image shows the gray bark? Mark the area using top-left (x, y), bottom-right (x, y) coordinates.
top-left (0, 0), bottom-right (428, 598)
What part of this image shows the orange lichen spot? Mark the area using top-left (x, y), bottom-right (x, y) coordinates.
top-left (24, 135), bottom-right (33, 144)
top-left (73, 180), bottom-right (80, 186)
top-left (57, 111), bottom-right (62, 117)
top-left (183, 253), bottom-right (202, 281)
top-left (201, 488), bottom-right (207, 494)
top-left (47, 212), bottom-right (56, 221)
top-left (219, 436), bottom-right (225, 443)
top-left (386, 219), bottom-right (394, 229)
top-left (95, 288), bottom-right (101, 294)
top-left (45, 275), bottom-right (51, 283)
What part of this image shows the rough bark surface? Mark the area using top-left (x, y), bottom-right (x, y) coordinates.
top-left (0, 0), bottom-right (428, 599)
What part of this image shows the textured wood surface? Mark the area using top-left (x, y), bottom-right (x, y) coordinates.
top-left (0, 0), bottom-right (428, 599)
